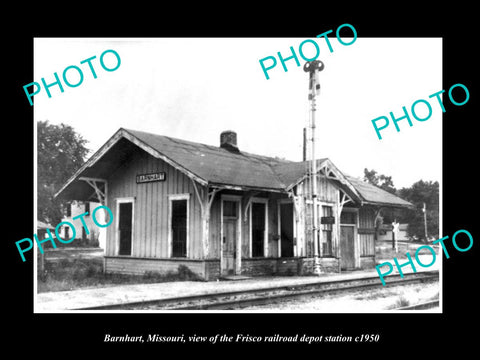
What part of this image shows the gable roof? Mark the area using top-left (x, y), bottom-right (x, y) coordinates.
top-left (37, 220), bottom-right (54, 230)
top-left (126, 129), bottom-right (289, 190)
top-left (55, 128), bottom-right (413, 208)
top-left (345, 175), bottom-right (413, 208)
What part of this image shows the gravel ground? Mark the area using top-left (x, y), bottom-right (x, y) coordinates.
top-left (242, 281), bottom-right (440, 312)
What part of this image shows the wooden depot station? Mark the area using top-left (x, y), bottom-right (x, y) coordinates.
top-left (55, 128), bottom-right (412, 280)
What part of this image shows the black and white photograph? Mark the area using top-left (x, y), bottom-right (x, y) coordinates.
top-left (7, 9), bottom-right (478, 353)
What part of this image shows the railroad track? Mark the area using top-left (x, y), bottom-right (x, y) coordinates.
top-left (82, 270), bottom-right (439, 311)
top-left (396, 299), bottom-right (439, 310)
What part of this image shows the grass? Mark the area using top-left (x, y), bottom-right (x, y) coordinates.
top-left (354, 288), bottom-right (395, 301)
top-left (37, 257), bottom-right (201, 293)
top-left (393, 295), bottom-right (411, 308)
top-left (375, 240), bottom-right (439, 263)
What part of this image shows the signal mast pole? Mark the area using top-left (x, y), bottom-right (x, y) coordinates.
top-left (304, 60), bottom-right (324, 275)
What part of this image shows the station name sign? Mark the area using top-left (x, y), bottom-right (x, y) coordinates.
top-left (136, 172), bottom-right (166, 184)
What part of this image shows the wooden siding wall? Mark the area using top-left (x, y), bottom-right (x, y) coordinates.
top-left (358, 207), bottom-right (376, 256)
top-left (359, 234), bottom-right (374, 256)
top-left (318, 176), bottom-right (339, 203)
top-left (296, 176), bottom-right (340, 258)
top-left (106, 149), bottom-right (203, 259)
top-left (298, 176), bottom-right (339, 202)
top-left (208, 198), bottom-right (221, 259)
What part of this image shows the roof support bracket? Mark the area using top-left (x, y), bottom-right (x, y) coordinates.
top-left (338, 190), bottom-right (354, 215)
top-left (243, 191), bottom-right (260, 222)
top-left (79, 177), bottom-right (107, 205)
top-left (288, 190), bottom-right (302, 222)
top-left (374, 206), bottom-right (383, 222)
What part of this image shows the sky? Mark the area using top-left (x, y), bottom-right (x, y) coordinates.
top-left (34, 37), bottom-right (442, 189)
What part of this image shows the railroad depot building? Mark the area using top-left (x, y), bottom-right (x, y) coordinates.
top-left (55, 128), bottom-right (412, 280)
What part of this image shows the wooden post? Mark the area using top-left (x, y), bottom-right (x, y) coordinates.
top-left (373, 207), bottom-right (383, 242)
top-left (79, 177), bottom-right (106, 204)
top-left (303, 127), bottom-right (307, 162)
top-left (40, 248), bottom-right (45, 274)
top-left (37, 229), bottom-right (48, 276)
top-left (423, 202), bottom-right (428, 242)
top-left (202, 213), bottom-right (210, 258)
top-left (192, 180), bottom-right (219, 259)
top-left (392, 219), bottom-right (399, 253)
top-left (337, 191), bottom-right (353, 259)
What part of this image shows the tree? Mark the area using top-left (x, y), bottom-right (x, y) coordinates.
top-left (363, 168), bottom-right (397, 237)
top-left (398, 180), bottom-right (439, 241)
top-left (363, 168), bottom-right (401, 230)
top-left (362, 168), bottom-right (439, 241)
top-left (37, 121), bottom-right (89, 226)
top-left (363, 168), bottom-right (396, 194)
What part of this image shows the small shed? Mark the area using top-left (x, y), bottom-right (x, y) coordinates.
top-left (378, 223), bottom-right (409, 242)
top-left (58, 201), bottom-right (104, 248)
top-left (37, 220), bottom-right (55, 272)
top-left (55, 128), bottom-right (413, 280)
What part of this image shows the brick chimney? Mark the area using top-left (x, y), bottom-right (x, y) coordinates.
top-left (220, 130), bottom-right (239, 153)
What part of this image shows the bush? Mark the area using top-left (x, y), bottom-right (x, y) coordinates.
top-left (57, 258), bottom-right (71, 268)
top-left (177, 265), bottom-right (200, 281)
top-left (142, 271), bottom-right (164, 280)
top-left (38, 254), bottom-right (204, 293)
top-left (395, 295), bottom-right (410, 308)
top-left (85, 263), bottom-right (101, 277)
top-left (90, 237), bottom-right (100, 248)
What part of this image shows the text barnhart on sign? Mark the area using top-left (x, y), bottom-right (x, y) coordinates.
top-left (136, 172), bottom-right (166, 184)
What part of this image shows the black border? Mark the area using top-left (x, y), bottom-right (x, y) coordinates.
top-left (7, 6), bottom-right (478, 355)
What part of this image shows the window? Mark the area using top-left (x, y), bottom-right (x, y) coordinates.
top-left (223, 200), bottom-right (237, 217)
top-left (321, 205), bottom-right (333, 256)
top-left (85, 202), bottom-right (90, 215)
top-left (65, 203), bottom-right (72, 217)
top-left (280, 202), bottom-right (294, 257)
top-left (221, 195), bottom-right (240, 274)
top-left (341, 211), bottom-right (356, 224)
top-left (171, 199), bottom-right (187, 257)
top-left (64, 225), bottom-right (70, 240)
top-left (251, 202), bottom-right (266, 257)
top-left (118, 201), bottom-right (133, 255)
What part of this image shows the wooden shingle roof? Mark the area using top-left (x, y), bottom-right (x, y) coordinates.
top-left (126, 129), bottom-right (289, 190)
top-left (55, 128), bottom-right (413, 208)
top-left (345, 175), bottom-right (413, 208)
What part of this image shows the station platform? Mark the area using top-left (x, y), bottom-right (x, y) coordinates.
top-left (35, 260), bottom-right (439, 312)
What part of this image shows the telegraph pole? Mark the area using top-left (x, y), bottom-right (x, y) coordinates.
top-left (423, 202), bottom-right (428, 242)
top-left (304, 60), bottom-right (324, 275)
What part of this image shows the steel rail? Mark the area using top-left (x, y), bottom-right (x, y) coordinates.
top-left (81, 270), bottom-right (439, 310)
top-left (178, 273), bottom-right (439, 310)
